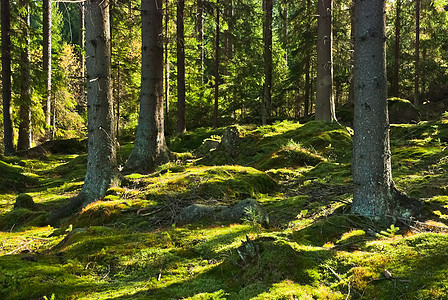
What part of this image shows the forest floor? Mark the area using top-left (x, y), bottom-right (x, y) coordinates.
top-left (1, 112), bottom-right (448, 299)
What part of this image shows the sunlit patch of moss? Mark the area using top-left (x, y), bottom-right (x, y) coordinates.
top-left (143, 166), bottom-right (278, 203)
top-left (305, 162), bottom-right (352, 184)
top-left (248, 279), bottom-right (344, 299)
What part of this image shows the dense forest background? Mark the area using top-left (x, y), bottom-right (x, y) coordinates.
top-left (1, 0), bottom-right (447, 147)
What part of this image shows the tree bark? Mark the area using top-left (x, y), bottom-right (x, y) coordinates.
top-left (352, 0), bottom-right (421, 219)
top-left (352, 0), bottom-right (391, 217)
top-left (392, 0), bottom-right (401, 97)
top-left (315, 0), bottom-right (336, 122)
top-left (414, 0), bottom-right (420, 106)
top-left (79, 0), bottom-right (119, 204)
top-left (124, 0), bottom-right (171, 173)
top-left (213, 0), bottom-right (220, 129)
top-left (165, 0), bottom-right (170, 114)
top-left (17, 1), bottom-right (32, 151)
top-left (176, 0), bottom-right (186, 133)
top-left (304, 0), bottom-right (311, 118)
top-left (43, 0), bottom-right (52, 137)
top-left (261, 0), bottom-right (272, 126)
top-left (197, 0), bottom-right (204, 83)
top-left (1, 0), bottom-right (14, 155)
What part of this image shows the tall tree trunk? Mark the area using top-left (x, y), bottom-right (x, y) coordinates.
top-left (79, 2), bottom-right (86, 112)
top-left (79, 0), bottom-right (119, 204)
top-left (165, 0), bottom-right (170, 114)
top-left (17, 1), bottom-right (32, 151)
top-left (304, 0), bottom-right (311, 118)
top-left (262, 0), bottom-right (272, 126)
top-left (43, 0), bottom-right (52, 137)
top-left (176, 0), bottom-right (186, 133)
top-left (213, 0), bottom-right (220, 129)
top-left (197, 0), bottom-right (204, 83)
top-left (352, 0), bottom-right (420, 218)
top-left (224, 0), bottom-right (233, 60)
top-left (50, 0), bottom-right (120, 222)
top-left (315, 0), bottom-right (336, 122)
top-left (392, 0), bottom-right (401, 97)
top-left (1, 0), bottom-right (14, 155)
top-left (414, 0), bottom-right (420, 106)
top-left (124, 0), bottom-right (171, 173)
top-left (347, 1), bottom-right (355, 106)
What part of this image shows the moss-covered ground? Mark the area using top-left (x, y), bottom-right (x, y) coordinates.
top-left (1, 117), bottom-right (448, 299)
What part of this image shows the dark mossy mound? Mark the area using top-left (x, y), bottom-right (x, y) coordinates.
top-left (388, 97), bottom-right (420, 124)
top-left (15, 138), bottom-right (87, 159)
top-left (0, 160), bottom-right (38, 192)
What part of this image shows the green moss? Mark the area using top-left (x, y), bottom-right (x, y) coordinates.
top-left (0, 160), bottom-right (38, 192)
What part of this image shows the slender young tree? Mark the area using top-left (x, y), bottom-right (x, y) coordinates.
top-left (43, 0), bottom-right (52, 136)
top-left (392, 0), bottom-right (401, 97)
top-left (124, 0), bottom-right (171, 172)
top-left (1, 0), bottom-right (14, 155)
top-left (213, 0), bottom-right (220, 129)
top-left (352, 0), bottom-right (420, 218)
top-left (414, 0), bottom-right (421, 106)
top-left (176, 0), bottom-right (186, 133)
top-left (315, 0), bottom-right (336, 122)
top-left (164, 0), bottom-right (170, 114)
top-left (197, 0), bottom-right (204, 82)
top-left (261, 0), bottom-right (272, 125)
top-left (17, 0), bottom-right (32, 151)
top-left (304, 0), bottom-right (312, 117)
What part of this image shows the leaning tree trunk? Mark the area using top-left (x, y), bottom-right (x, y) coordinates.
top-left (1, 0), bottom-right (14, 155)
top-left (352, 0), bottom-right (420, 218)
top-left (261, 0), bottom-right (272, 126)
top-left (78, 0), bottom-right (119, 205)
top-left (17, 1), bottom-right (32, 151)
top-left (43, 0), bottom-right (52, 137)
top-left (315, 0), bottom-right (336, 122)
top-left (176, 0), bottom-right (186, 133)
top-left (124, 0), bottom-right (171, 173)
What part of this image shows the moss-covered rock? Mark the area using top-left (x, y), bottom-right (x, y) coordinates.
top-left (388, 97), bottom-right (420, 124)
top-left (14, 194), bottom-right (36, 210)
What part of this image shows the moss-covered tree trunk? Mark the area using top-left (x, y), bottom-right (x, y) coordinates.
top-left (352, 0), bottom-right (421, 218)
top-left (1, 0), bottom-right (14, 155)
top-left (124, 0), bottom-right (171, 173)
top-left (315, 0), bottom-right (336, 122)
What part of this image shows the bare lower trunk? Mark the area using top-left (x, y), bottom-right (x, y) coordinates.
top-left (315, 0), bottom-right (336, 122)
top-left (124, 0), bottom-right (171, 173)
top-left (1, 0), bottom-right (14, 155)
